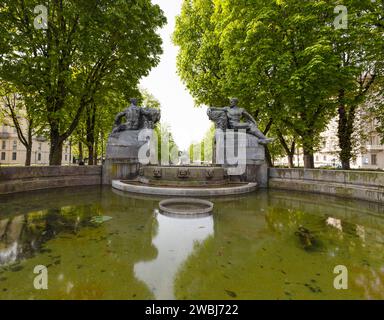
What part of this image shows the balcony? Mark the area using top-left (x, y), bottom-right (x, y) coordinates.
top-left (35, 135), bottom-right (47, 142)
top-left (0, 132), bottom-right (10, 139)
top-left (366, 145), bottom-right (384, 152)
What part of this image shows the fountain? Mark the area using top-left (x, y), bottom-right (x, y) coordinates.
top-left (159, 198), bottom-right (214, 217)
top-left (104, 98), bottom-right (271, 196)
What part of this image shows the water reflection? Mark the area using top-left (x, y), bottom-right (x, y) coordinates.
top-left (134, 211), bottom-right (214, 300)
top-left (0, 207), bottom-right (96, 266)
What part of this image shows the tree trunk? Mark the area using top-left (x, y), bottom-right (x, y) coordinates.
top-left (79, 142), bottom-right (83, 162)
top-left (264, 146), bottom-right (273, 167)
top-left (302, 137), bottom-right (314, 169)
top-left (49, 126), bottom-right (63, 166)
top-left (337, 100), bottom-right (356, 170)
top-left (25, 147), bottom-right (32, 166)
top-left (303, 147), bottom-right (314, 169)
top-left (25, 126), bottom-right (33, 167)
top-left (94, 135), bottom-right (98, 165)
top-left (262, 118), bottom-right (273, 167)
top-left (49, 140), bottom-right (63, 166)
top-left (288, 154), bottom-right (294, 168)
top-left (87, 144), bottom-right (94, 165)
top-left (86, 102), bottom-right (96, 166)
top-left (277, 131), bottom-right (295, 168)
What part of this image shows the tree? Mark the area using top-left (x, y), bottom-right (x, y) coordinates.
top-left (330, 0), bottom-right (382, 169)
top-left (174, 0), bottom-right (228, 107)
top-left (0, 82), bottom-right (44, 166)
top-left (140, 89), bottom-right (178, 165)
top-left (0, 0), bottom-right (166, 165)
top-left (215, 0), bottom-right (344, 168)
top-left (141, 88), bottom-right (161, 109)
top-left (363, 0), bottom-right (384, 145)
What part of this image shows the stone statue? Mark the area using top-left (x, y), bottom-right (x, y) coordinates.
top-left (112, 98), bottom-right (160, 134)
top-left (208, 98), bottom-right (273, 145)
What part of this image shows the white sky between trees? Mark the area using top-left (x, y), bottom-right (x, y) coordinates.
top-left (140, 0), bottom-right (212, 151)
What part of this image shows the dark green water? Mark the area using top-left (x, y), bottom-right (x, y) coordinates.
top-left (0, 186), bottom-right (383, 300)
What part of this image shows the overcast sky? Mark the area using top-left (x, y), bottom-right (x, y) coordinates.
top-left (140, 0), bottom-right (212, 151)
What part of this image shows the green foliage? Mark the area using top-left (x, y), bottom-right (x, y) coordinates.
top-left (175, 0), bottom-right (384, 168)
top-left (0, 0), bottom-right (166, 164)
top-left (141, 89), bottom-right (161, 109)
top-left (173, 0), bottom-right (228, 107)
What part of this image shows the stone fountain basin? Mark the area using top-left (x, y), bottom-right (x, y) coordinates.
top-left (112, 180), bottom-right (257, 197)
top-left (139, 165), bottom-right (226, 186)
top-left (159, 198), bottom-right (214, 216)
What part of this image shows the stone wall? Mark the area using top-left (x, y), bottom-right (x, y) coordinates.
top-left (269, 168), bottom-right (384, 203)
top-left (0, 166), bottom-right (102, 195)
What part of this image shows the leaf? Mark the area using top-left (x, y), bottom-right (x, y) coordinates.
top-left (90, 216), bottom-right (113, 224)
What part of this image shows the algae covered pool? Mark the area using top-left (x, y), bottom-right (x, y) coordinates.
top-left (0, 186), bottom-right (383, 300)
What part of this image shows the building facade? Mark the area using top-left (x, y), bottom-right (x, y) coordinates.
top-left (0, 123), bottom-right (72, 166)
top-left (276, 115), bottom-right (384, 170)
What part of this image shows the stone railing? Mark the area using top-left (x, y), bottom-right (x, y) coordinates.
top-left (269, 168), bottom-right (384, 203)
top-left (0, 166), bottom-right (102, 195)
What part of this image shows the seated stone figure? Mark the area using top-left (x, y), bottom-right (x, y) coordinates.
top-left (112, 98), bottom-right (160, 134)
top-left (208, 98), bottom-right (273, 145)
top-left (140, 107), bottom-right (161, 129)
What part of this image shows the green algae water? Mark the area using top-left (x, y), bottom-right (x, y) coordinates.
top-left (0, 186), bottom-right (383, 300)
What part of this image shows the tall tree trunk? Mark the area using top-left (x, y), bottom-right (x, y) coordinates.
top-left (86, 102), bottom-right (96, 166)
top-left (264, 146), bottom-right (273, 167)
top-left (337, 94), bottom-right (356, 170)
top-left (288, 153), bottom-right (294, 168)
top-left (24, 125), bottom-right (33, 166)
top-left (94, 135), bottom-right (98, 165)
top-left (49, 137), bottom-right (63, 165)
top-left (303, 147), bottom-right (314, 169)
top-left (79, 142), bottom-right (83, 162)
top-left (49, 120), bottom-right (63, 165)
top-left (263, 118), bottom-right (273, 167)
top-left (25, 146), bottom-right (32, 166)
top-left (277, 131), bottom-right (296, 168)
top-left (87, 144), bottom-right (94, 165)
top-left (302, 133), bottom-right (314, 169)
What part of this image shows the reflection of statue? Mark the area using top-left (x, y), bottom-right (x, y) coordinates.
top-left (112, 98), bottom-right (160, 134)
top-left (208, 98), bottom-right (273, 145)
top-left (134, 212), bottom-right (214, 300)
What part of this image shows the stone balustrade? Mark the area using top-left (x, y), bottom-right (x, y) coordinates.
top-left (0, 166), bottom-right (102, 195)
top-left (269, 168), bottom-right (384, 203)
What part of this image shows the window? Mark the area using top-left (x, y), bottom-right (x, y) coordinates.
top-left (323, 156), bottom-right (327, 161)
top-left (12, 141), bottom-right (17, 150)
top-left (371, 154), bottom-right (377, 166)
top-left (1, 152), bottom-right (5, 160)
top-left (38, 143), bottom-right (42, 151)
top-left (65, 155), bottom-right (68, 161)
top-left (12, 152), bottom-right (17, 161)
top-left (38, 153), bottom-right (42, 161)
top-left (1, 141), bottom-right (5, 150)
top-left (316, 156), bottom-right (319, 161)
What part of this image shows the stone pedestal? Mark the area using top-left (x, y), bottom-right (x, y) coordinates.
top-left (102, 130), bottom-right (154, 185)
top-left (214, 130), bottom-right (269, 188)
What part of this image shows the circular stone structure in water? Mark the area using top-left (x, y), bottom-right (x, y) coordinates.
top-left (159, 198), bottom-right (214, 216)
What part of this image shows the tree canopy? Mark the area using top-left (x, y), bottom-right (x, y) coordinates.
top-left (174, 0), bottom-right (384, 168)
top-left (0, 0), bottom-right (166, 164)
